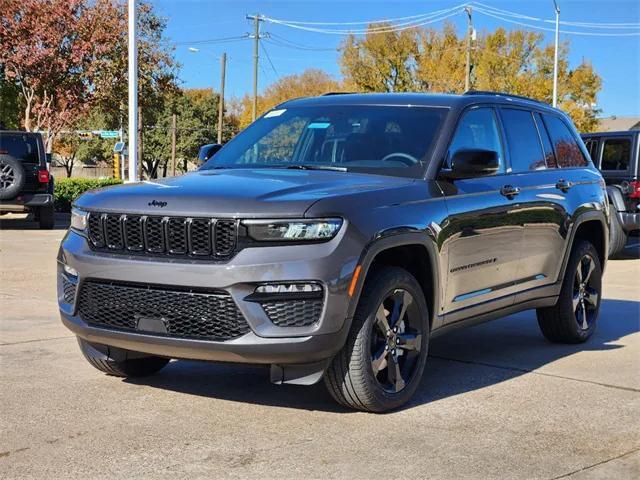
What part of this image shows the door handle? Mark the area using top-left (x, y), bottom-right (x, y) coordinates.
top-left (556, 179), bottom-right (573, 192)
top-left (500, 185), bottom-right (520, 198)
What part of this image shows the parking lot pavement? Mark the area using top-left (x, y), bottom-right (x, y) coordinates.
top-left (1, 213), bottom-right (638, 480)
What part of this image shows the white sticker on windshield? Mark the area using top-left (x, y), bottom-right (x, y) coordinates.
top-left (264, 109), bottom-right (286, 118)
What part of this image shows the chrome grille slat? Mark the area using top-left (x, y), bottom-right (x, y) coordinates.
top-left (86, 213), bottom-right (237, 260)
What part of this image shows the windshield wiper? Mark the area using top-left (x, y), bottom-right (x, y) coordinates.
top-left (285, 164), bottom-right (348, 172)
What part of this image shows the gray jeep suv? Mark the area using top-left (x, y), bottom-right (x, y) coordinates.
top-left (58, 92), bottom-right (608, 412)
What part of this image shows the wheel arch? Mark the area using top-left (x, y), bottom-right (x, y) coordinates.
top-left (346, 231), bottom-right (440, 330)
top-left (560, 210), bottom-right (608, 280)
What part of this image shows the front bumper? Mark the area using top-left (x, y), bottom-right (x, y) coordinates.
top-left (0, 193), bottom-right (52, 212)
top-left (57, 224), bottom-right (361, 365)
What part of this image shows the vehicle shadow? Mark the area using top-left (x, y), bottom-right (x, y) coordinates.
top-left (125, 298), bottom-right (639, 413)
top-left (0, 212), bottom-right (70, 230)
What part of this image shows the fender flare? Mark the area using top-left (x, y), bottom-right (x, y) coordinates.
top-left (606, 185), bottom-right (626, 213)
top-left (558, 209), bottom-right (609, 281)
top-left (345, 230), bottom-right (441, 329)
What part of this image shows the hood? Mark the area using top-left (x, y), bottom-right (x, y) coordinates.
top-left (74, 168), bottom-right (414, 217)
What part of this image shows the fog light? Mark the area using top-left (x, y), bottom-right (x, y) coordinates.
top-left (63, 264), bottom-right (78, 277)
top-left (255, 283), bottom-right (321, 294)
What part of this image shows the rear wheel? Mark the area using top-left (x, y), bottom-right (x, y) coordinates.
top-left (324, 267), bottom-right (429, 412)
top-left (608, 209), bottom-right (627, 258)
top-left (537, 240), bottom-right (602, 343)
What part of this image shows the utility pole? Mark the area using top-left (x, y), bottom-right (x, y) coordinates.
top-left (217, 52), bottom-right (226, 144)
top-left (171, 113), bottom-right (177, 176)
top-left (128, 0), bottom-right (138, 182)
top-left (246, 14), bottom-right (263, 121)
top-left (552, 0), bottom-right (560, 107)
top-left (137, 106), bottom-right (143, 179)
top-left (464, 6), bottom-right (473, 92)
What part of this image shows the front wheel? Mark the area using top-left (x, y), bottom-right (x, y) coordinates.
top-left (79, 338), bottom-right (169, 377)
top-left (324, 267), bottom-right (430, 412)
top-left (537, 240), bottom-right (602, 343)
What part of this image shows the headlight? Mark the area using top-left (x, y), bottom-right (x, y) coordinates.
top-left (244, 218), bottom-right (342, 242)
top-left (70, 208), bottom-right (88, 232)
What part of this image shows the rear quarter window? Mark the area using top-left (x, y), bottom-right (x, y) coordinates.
top-left (600, 138), bottom-right (631, 171)
top-left (500, 108), bottom-right (547, 172)
top-left (542, 114), bottom-right (588, 168)
top-left (0, 134), bottom-right (40, 163)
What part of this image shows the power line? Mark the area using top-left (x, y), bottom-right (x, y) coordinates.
top-left (260, 42), bottom-right (280, 79)
top-left (267, 33), bottom-right (338, 51)
top-left (171, 35), bottom-right (250, 46)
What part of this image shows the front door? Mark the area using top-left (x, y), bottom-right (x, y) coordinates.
top-left (437, 106), bottom-right (524, 320)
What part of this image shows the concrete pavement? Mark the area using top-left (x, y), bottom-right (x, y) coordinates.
top-left (1, 213), bottom-right (638, 479)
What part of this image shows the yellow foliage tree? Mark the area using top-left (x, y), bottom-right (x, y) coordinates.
top-left (238, 69), bottom-right (342, 129)
top-left (339, 22), bottom-right (602, 132)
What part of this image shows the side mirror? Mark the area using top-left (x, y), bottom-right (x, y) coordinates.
top-left (198, 143), bottom-right (222, 164)
top-left (442, 149), bottom-right (500, 179)
top-left (45, 153), bottom-right (52, 163)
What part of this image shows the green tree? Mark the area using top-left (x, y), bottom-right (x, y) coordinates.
top-left (0, 69), bottom-right (22, 129)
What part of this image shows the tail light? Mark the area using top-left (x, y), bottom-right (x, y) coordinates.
top-left (38, 169), bottom-right (50, 183)
top-left (629, 181), bottom-right (640, 199)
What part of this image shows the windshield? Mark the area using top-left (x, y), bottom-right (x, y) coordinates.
top-left (202, 105), bottom-right (447, 178)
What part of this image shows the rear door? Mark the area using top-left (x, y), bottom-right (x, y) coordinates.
top-left (438, 106), bottom-right (524, 320)
top-left (497, 108), bottom-right (570, 296)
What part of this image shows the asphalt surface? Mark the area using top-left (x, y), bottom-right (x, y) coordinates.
top-left (1, 213), bottom-right (639, 479)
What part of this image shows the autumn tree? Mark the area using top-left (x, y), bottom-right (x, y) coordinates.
top-left (340, 24), bottom-right (418, 93)
top-left (53, 134), bottom-right (81, 177)
top-left (238, 69), bottom-right (342, 129)
top-left (0, 0), bottom-right (122, 149)
top-left (340, 22), bottom-right (602, 131)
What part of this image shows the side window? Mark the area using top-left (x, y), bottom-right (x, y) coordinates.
top-left (542, 114), bottom-right (588, 168)
top-left (500, 109), bottom-right (546, 172)
top-left (447, 107), bottom-right (505, 173)
top-left (601, 138), bottom-right (631, 171)
top-left (534, 112), bottom-right (557, 168)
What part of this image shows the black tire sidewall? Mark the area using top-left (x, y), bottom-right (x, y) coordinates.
top-left (355, 268), bottom-right (430, 411)
top-left (0, 155), bottom-right (26, 200)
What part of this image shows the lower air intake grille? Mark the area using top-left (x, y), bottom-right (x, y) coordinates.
top-left (77, 280), bottom-right (250, 341)
top-left (262, 299), bottom-right (323, 327)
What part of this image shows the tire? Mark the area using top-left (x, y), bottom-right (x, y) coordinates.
top-left (608, 209), bottom-right (627, 258)
top-left (536, 240), bottom-right (602, 343)
top-left (324, 267), bottom-right (430, 412)
top-left (79, 339), bottom-right (169, 377)
top-left (0, 155), bottom-right (25, 200)
top-left (38, 204), bottom-right (55, 229)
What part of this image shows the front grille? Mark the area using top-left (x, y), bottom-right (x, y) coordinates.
top-left (262, 299), bottom-right (323, 327)
top-left (86, 213), bottom-right (237, 259)
top-left (77, 280), bottom-right (250, 341)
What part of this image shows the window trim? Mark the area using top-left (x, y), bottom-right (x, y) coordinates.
top-left (598, 136), bottom-right (633, 172)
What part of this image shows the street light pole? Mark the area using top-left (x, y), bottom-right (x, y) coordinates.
top-left (552, 0), bottom-right (560, 108)
top-left (218, 52), bottom-right (226, 144)
top-left (464, 6), bottom-right (473, 92)
top-left (127, 0), bottom-right (138, 182)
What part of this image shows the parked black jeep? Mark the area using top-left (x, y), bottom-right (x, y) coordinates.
top-left (582, 130), bottom-right (639, 256)
top-left (0, 131), bottom-right (55, 229)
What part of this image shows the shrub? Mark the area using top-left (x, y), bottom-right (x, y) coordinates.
top-left (54, 178), bottom-right (123, 212)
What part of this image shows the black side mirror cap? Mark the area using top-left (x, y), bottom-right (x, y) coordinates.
top-left (198, 144), bottom-right (222, 164)
top-left (442, 149), bottom-right (500, 180)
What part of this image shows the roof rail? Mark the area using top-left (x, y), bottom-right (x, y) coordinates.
top-left (464, 90), bottom-right (549, 106)
top-left (322, 92), bottom-right (356, 96)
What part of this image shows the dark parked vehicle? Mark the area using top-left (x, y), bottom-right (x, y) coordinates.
top-left (0, 131), bottom-right (55, 229)
top-left (58, 92), bottom-right (608, 412)
top-left (582, 130), bottom-right (639, 257)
